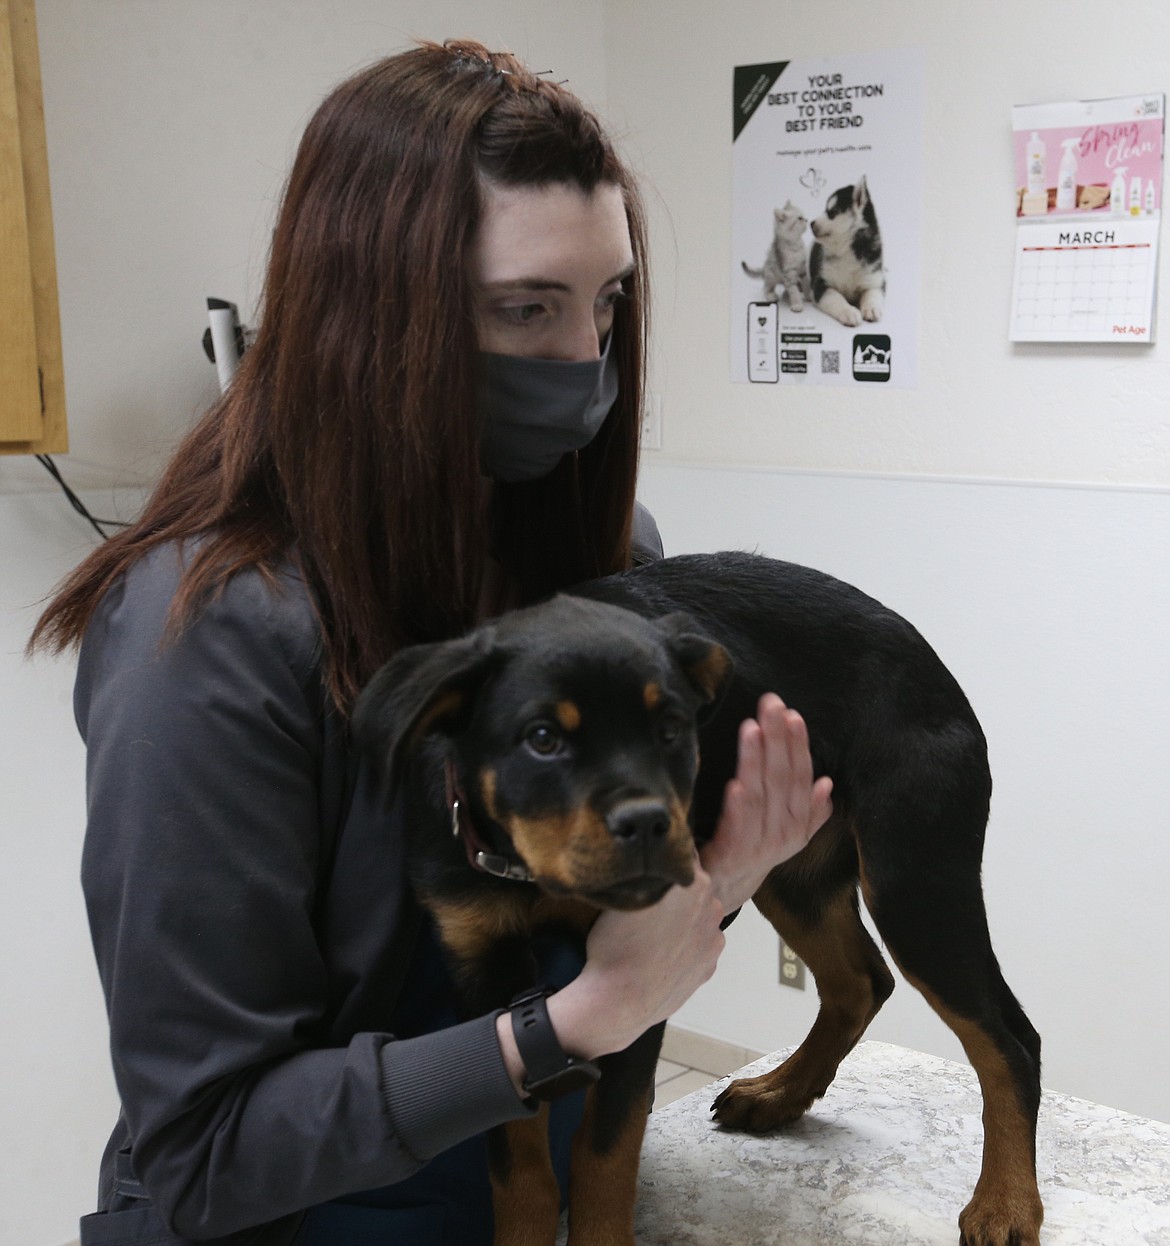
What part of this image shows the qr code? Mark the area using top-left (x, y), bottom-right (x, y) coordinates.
top-left (821, 350), bottom-right (840, 374)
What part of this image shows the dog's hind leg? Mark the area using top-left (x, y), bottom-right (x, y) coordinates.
top-left (712, 867), bottom-right (895, 1131)
top-left (863, 852), bottom-right (1043, 1246)
top-left (565, 1024), bottom-right (661, 1246)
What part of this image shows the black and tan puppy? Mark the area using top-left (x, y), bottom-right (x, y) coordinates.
top-left (353, 551), bottom-right (1042, 1246)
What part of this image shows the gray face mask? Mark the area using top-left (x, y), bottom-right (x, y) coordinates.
top-left (476, 335), bottom-right (619, 483)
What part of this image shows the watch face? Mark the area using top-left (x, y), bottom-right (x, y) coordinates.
top-left (526, 1059), bottom-right (602, 1101)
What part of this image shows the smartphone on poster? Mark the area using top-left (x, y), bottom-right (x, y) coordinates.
top-left (747, 301), bottom-right (778, 383)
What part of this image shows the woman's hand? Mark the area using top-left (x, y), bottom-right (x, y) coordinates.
top-left (700, 693), bottom-right (833, 916)
top-left (499, 694), bottom-right (832, 1093)
top-left (536, 861), bottom-right (726, 1066)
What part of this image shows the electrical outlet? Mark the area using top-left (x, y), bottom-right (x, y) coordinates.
top-left (642, 392), bottom-right (663, 450)
top-left (779, 939), bottom-right (806, 990)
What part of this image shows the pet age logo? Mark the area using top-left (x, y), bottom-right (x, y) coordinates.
top-left (852, 335), bottom-right (891, 382)
top-left (769, 72), bottom-right (885, 133)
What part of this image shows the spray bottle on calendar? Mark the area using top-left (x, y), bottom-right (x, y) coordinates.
top-left (1110, 167), bottom-right (1128, 214)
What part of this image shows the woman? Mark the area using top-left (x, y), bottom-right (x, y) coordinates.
top-left (33, 40), bottom-right (832, 1246)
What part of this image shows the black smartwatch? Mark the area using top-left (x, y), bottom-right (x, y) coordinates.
top-left (509, 986), bottom-right (601, 1102)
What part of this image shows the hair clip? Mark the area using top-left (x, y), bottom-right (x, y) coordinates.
top-left (449, 53), bottom-right (514, 79)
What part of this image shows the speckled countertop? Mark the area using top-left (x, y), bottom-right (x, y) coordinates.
top-left (564, 1041), bottom-right (1170, 1245)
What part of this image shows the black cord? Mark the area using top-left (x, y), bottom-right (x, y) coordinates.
top-left (35, 455), bottom-right (131, 541)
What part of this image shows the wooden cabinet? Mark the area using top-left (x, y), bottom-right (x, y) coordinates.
top-left (1, 0), bottom-right (65, 453)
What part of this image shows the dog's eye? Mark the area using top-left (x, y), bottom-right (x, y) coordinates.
top-left (524, 723), bottom-right (564, 758)
top-left (658, 714), bottom-right (688, 745)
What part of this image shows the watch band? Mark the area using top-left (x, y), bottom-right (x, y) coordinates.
top-left (509, 986), bottom-right (601, 1102)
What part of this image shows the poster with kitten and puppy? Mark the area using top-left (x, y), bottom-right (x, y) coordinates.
top-left (732, 48), bottom-right (924, 387)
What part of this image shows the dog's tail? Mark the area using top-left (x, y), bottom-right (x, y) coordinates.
top-left (741, 260), bottom-right (764, 278)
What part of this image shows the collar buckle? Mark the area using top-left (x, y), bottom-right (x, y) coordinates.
top-left (446, 763), bottom-right (534, 884)
top-left (473, 851), bottom-right (536, 883)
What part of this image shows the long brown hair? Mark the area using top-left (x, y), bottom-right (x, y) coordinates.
top-left (30, 39), bottom-right (648, 711)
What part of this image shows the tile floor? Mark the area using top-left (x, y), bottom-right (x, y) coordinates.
top-left (654, 1057), bottom-right (720, 1106)
top-left (654, 1027), bottom-right (765, 1107)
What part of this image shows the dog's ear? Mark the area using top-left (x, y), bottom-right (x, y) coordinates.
top-left (655, 612), bottom-right (734, 706)
top-left (352, 628), bottom-right (500, 783)
top-left (854, 175), bottom-right (870, 212)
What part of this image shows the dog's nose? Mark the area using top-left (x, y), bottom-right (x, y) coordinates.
top-left (605, 799), bottom-right (672, 847)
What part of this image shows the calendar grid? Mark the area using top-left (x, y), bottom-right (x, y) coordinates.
top-left (1009, 218), bottom-right (1160, 343)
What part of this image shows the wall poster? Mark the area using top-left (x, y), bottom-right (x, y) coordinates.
top-left (1009, 93), bottom-right (1165, 344)
top-left (731, 48), bottom-right (924, 388)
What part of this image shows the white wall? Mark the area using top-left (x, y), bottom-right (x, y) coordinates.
top-left (604, 0), bottom-right (1170, 486)
top-left (1, 488), bottom-right (129, 1246)
top-left (638, 463), bottom-right (1170, 1125)
top-left (5, 1), bottom-right (1170, 1243)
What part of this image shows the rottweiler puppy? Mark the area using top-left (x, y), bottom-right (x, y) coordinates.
top-left (353, 551), bottom-right (1042, 1246)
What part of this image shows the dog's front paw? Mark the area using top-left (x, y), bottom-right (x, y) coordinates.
top-left (957, 1182), bottom-right (1043, 1246)
top-left (710, 1070), bottom-right (818, 1132)
top-left (787, 292), bottom-right (805, 312)
top-left (861, 295), bottom-right (884, 322)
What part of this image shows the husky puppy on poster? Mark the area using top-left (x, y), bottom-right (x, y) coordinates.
top-left (810, 176), bottom-right (885, 326)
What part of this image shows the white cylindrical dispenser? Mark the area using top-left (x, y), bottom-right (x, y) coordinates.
top-left (1111, 167), bottom-right (1128, 214)
top-left (1056, 139), bottom-right (1078, 211)
top-left (1022, 131), bottom-right (1049, 215)
top-left (1026, 132), bottom-right (1047, 195)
